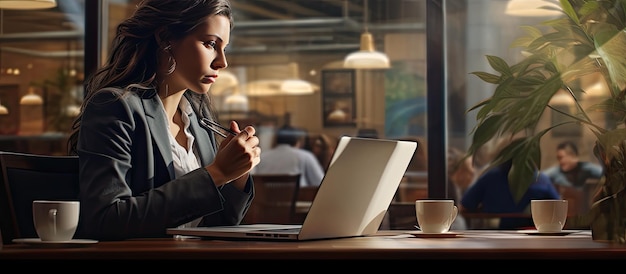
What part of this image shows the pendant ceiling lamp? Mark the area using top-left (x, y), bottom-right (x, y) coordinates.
top-left (0, 99), bottom-right (8, 115)
top-left (211, 70), bottom-right (239, 96)
top-left (343, 0), bottom-right (390, 69)
top-left (223, 89), bottom-right (249, 112)
top-left (20, 86), bottom-right (43, 105)
top-left (505, 0), bottom-right (562, 17)
top-left (65, 102), bottom-right (80, 117)
top-left (244, 79), bottom-right (318, 97)
top-left (280, 79), bottom-right (316, 95)
top-left (0, 0), bottom-right (56, 9)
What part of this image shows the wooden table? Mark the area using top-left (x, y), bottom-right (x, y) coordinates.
top-left (1, 230), bottom-right (625, 262)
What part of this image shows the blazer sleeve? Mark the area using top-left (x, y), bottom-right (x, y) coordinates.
top-left (76, 89), bottom-right (253, 241)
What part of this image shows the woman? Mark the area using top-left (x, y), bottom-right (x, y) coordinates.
top-left (67, 0), bottom-right (260, 240)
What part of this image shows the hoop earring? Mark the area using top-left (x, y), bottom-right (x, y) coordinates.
top-left (166, 54), bottom-right (176, 75)
top-left (163, 45), bottom-right (176, 75)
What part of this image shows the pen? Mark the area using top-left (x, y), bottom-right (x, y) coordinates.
top-left (199, 118), bottom-right (237, 138)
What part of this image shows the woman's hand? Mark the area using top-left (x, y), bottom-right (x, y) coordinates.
top-left (206, 121), bottom-right (261, 186)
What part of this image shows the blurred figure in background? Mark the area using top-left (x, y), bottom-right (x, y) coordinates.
top-left (543, 141), bottom-right (603, 188)
top-left (448, 147), bottom-right (476, 196)
top-left (447, 147), bottom-right (475, 230)
top-left (461, 159), bottom-right (560, 229)
top-left (306, 133), bottom-right (337, 171)
top-left (254, 126), bottom-right (325, 187)
top-left (460, 138), bottom-right (561, 230)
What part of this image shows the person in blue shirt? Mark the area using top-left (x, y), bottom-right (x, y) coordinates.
top-left (253, 126), bottom-right (325, 187)
top-left (542, 141), bottom-right (603, 188)
top-left (461, 159), bottom-right (561, 230)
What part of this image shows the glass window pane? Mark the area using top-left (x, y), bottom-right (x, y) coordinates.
top-left (0, 0), bottom-right (85, 155)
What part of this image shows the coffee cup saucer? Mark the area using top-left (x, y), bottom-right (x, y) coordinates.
top-left (407, 231), bottom-right (461, 238)
top-left (515, 230), bottom-right (578, 236)
top-left (13, 238), bottom-right (98, 247)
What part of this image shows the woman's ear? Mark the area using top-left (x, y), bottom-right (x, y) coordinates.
top-left (154, 27), bottom-right (170, 51)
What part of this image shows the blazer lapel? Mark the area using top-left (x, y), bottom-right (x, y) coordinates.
top-left (142, 92), bottom-right (175, 180)
top-left (187, 107), bottom-right (217, 166)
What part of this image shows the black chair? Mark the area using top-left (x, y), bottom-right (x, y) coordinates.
top-left (244, 174), bottom-right (301, 224)
top-left (0, 151), bottom-right (79, 245)
top-left (383, 202), bottom-right (417, 230)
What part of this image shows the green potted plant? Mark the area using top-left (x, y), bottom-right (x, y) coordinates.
top-left (467, 0), bottom-right (626, 242)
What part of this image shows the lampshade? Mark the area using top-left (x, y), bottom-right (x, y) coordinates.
top-left (210, 70), bottom-right (239, 96)
top-left (20, 86), bottom-right (43, 105)
top-left (343, 0), bottom-right (390, 69)
top-left (223, 92), bottom-right (249, 112)
top-left (0, 0), bottom-right (56, 9)
top-left (66, 104), bottom-right (80, 117)
top-left (549, 89), bottom-right (575, 105)
top-left (505, 0), bottom-right (562, 17)
top-left (327, 109), bottom-right (347, 122)
top-left (0, 100), bottom-right (8, 115)
top-left (343, 33), bottom-right (391, 69)
top-left (280, 79), bottom-right (315, 95)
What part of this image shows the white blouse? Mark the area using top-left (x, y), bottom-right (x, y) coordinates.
top-left (168, 99), bottom-right (201, 178)
top-left (165, 98), bottom-right (202, 228)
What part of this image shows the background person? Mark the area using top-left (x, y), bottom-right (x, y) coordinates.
top-left (448, 147), bottom-right (476, 196)
top-left (253, 126), bottom-right (325, 187)
top-left (543, 141), bottom-right (603, 188)
top-left (304, 133), bottom-right (337, 171)
top-left (461, 159), bottom-right (561, 229)
top-left (68, 0), bottom-right (260, 241)
top-left (447, 147), bottom-right (475, 230)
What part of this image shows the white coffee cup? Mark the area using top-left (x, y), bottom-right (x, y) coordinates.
top-left (32, 200), bottom-right (80, 241)
top-left (531, 199), bottom-right (568, 233)
top-left (415, 199), bottom-right (458, 233)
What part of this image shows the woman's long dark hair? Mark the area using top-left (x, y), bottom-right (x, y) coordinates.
top-left (67, 0), bottom-right (233, 155)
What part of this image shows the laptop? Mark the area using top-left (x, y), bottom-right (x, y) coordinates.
top-left (166, 136), bottom-right (418, 241)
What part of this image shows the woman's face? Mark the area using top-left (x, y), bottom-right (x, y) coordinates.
top-left (168, 14), bottom-right (231, 94)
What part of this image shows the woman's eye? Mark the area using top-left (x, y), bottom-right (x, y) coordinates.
top-left (204, 40), bottom-right (217, 49)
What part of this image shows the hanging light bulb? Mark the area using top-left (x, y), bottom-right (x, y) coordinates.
top-left (20, 86), bottom-right (43, 105)
top-left (343, 0), bottom-right (390, 69)
top-left (0, 0), bottom-right (56, 9)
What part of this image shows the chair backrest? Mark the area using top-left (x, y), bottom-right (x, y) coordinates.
top-left (0, 151), bottom-right (79, 244)
top-left (556, 184), bottom-right (588, 216)
top-left (244, 174), bottom-right (301, 224)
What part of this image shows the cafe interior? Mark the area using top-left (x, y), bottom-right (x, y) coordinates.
top-left (1, 0), bottom-right (624, 260)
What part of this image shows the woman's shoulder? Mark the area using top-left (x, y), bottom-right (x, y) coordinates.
top-left (88, 86), bottom-right (156, 105)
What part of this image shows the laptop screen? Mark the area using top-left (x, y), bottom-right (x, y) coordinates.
top-left (166, 136), bottom-right (418, 241)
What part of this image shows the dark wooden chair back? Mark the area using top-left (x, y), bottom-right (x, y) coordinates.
top-left (383, 202), bottom-right (417, 230)
top-left (244, 174), bottom-right (301, 224)
top-left (0, 151), bottom-right (79, 244)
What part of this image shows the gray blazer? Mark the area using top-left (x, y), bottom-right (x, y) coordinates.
top-left (75, 88), bottom-right (253, 240)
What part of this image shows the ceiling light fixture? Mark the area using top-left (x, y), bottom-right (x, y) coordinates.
top-left (223, 89), bottom-right (249, 112)
top-left (20, 86), bottom-right (43, 105)
top-left (0, 99), bottom-right (8, 115)
top-left (505, 0), bottom-right (562, 17)
top-left (343, 0), bottom-right (390, 69)
top-left (280, 79), bottom-right (315, 95)
top-left (0, 0), bottom-right (56, 9)
top-left (211, 70), bottom-right (239, 96)
top-left (65, 104), bottom-right (80, 117)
